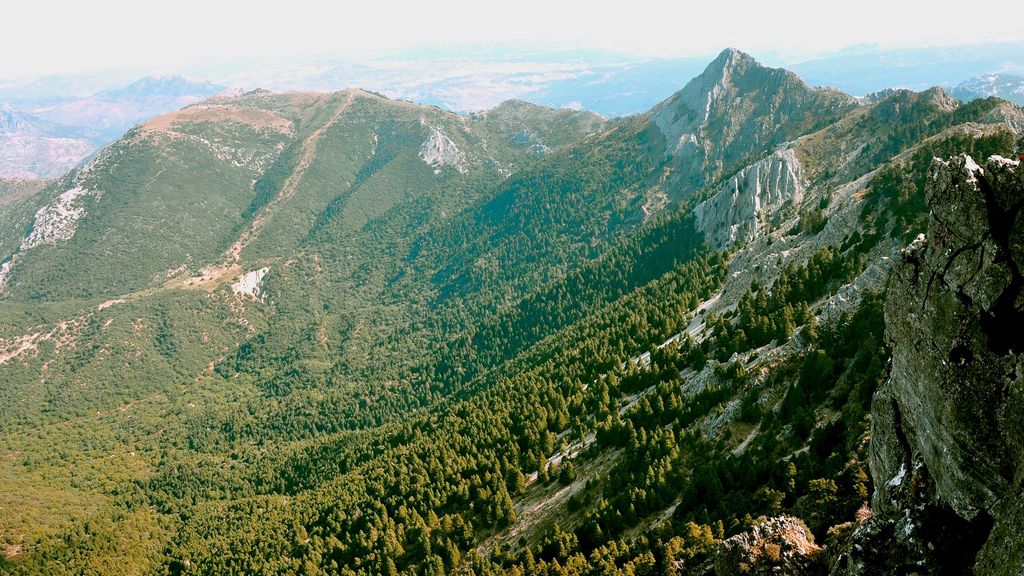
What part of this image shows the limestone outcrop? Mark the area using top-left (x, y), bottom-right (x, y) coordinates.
top-left (841, 155), bottom-right (1024, 575)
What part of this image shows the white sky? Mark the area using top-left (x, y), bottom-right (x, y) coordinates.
top-left (4, 0), bottom-right (1023, 78)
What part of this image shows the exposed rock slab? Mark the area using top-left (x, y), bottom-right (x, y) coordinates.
top-left (419, 125), bottom-right (467, 174)
top-left (715, 516), bottom-right (821, 576)
top-left (849, 155), bottom-right (1024, 575)
top-left (696, 148), bottom-right (805, 249)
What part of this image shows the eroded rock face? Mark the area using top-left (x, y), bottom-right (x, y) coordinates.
top-left (695, 148), bottom-right (805, 249)
top-left (419, 126), bottom-right (467, 174)
top-left (849, 154), bottom-right (1024, 575)
top-left (714, 516), bottom-right (821, 576)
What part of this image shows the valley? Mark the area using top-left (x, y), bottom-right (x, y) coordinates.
top-left (0, 48), bottom-right (1022, 576)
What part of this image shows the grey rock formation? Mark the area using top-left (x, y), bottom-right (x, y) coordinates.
top-left (695, 148), bottom-right (805, 249)
top-left (844, 154), bottom-right (1024, 575)
top-left (714, 516), bottom-right (821, 576)
top-left (419, 125), bottom-right (467, 174)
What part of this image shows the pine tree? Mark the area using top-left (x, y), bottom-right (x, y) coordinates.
top-left (558, 460), bottom-right (577, 486)
top-left (495, 487), bottom-right (517, 527)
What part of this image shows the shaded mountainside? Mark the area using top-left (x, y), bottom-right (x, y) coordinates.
top-left (0, 49), bottom-right (1022, 576)
top-left (836, 155), bottom-right (1024, 576)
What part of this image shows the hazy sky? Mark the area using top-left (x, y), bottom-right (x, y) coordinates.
top-left (5, 0), bottom-right (1024, 78)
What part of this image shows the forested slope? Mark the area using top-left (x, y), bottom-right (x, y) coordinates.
top-left (1, 49), bottom-right (1022, 576)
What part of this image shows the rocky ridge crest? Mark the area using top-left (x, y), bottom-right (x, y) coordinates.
top-left (840, 154), bottom-right (1024, 575)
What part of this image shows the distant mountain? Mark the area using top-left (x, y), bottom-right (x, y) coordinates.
top-left (951, 73), bottom-right (1024, 105)
top-left (0, 76), bottom-right (223, 178)
top-left (28, 75), bottom-right (225, 140)
top-left (1, 49), bottom-right (1023, 576)
top-left (789, 42), bottom-right (1024, 95)
top-left (0, 69), bottom-right (146, 107)
top-left (0, 104), bottom-right (93, 139)
top-left (0, 104), bottom-right (97, 178)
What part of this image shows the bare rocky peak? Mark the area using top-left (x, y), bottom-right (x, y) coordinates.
top-left (649, 49), bottom-right (762, 156)
top-left (649, 48), bottom-right (857, 196)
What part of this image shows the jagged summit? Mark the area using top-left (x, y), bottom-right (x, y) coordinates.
top-left (918, 86), bottom-right (960, 111)
top-left (649, 47), bottom-right (857, 195)
top-left (705, 47), bottom-right (759, 78)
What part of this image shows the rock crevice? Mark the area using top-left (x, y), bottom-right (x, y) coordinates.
top-left (846, 154), bottom-right (1024, 576)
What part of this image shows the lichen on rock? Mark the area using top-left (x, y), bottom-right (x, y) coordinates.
top-left (714, 516), bottom-right (821, 576)
top-left (843, 154), bottom-right (1024, 576)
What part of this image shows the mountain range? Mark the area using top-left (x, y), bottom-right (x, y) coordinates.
top-left (0, 76), bottom-right (223, 178)
top-left (0, 48), bottom-right (1022, 576)
top-left (951, 73), bottom-right (1024, 106)
top-left (3, 43), bottom-right (1024, 180)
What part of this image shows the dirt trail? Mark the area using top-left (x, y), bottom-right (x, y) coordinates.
top-left (223, 92), bottom-right (356, 262)
top-left (167, 92), bottom-right (356, 290)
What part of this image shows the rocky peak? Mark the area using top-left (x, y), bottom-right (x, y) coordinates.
top-left (707, 47), bottom-right (758, 81)
top-left (860, 88), bottom-right (902, 104)
top-left (843, 154), bottom-right (1024, 576)
top-left (924, 86), bottom-right (959, 109)
top-left (649, 48), bottom-right (767, 155)
top-left (866, 87), bottom-right (961, 126)
top-left (649, 48), bottom-right (856, 197)
top-left (715, 516), bottom-right (821, 576)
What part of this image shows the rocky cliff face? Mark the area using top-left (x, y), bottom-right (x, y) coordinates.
top-left (650, 48), bottom-right (855, 197)
top-left (695, 148), bottom-right (805, 249)
top-left (839, 155), bottom-right (1024, 575)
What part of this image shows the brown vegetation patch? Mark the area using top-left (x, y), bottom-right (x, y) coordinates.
top-left (142, 105), bottom-right (293, 134)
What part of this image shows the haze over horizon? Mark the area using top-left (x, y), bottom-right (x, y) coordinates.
top-left (4, 1), bottom-right (1024, 573)
top-left (5, 0), bottom-right (1024, 79)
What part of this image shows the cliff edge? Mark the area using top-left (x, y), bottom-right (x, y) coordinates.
top-left (839, 154), bottom-right (1024, 575)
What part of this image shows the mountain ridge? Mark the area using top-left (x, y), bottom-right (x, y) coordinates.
top-left (650, 48), bottom-right (858, 200)
top-left (0, 48), bottom-right (1022, 576)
